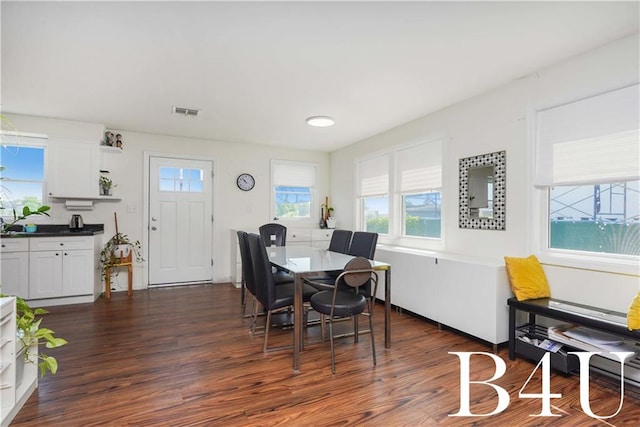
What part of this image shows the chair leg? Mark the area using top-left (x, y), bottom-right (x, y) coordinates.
top-left (320, 314), bottom-right (326, 342)
top-left (329, 316), bottom-right (336, 374)
top-left (263, 311), bottom-right (272, 353)
top-left (368, 302), bottom-right (376, 366)
top-left (250, 297), bottom-right (259, 335)
top-left (353, 315), bottom-right (359, 343)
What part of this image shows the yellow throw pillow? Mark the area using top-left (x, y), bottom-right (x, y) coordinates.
top-left (628, 291), bottom-right (640, 331)
top-left (504, 255), bottom-right (551, 301)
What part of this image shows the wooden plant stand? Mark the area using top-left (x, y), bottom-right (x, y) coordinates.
top-left (104, 252), bottom-right (133, 300)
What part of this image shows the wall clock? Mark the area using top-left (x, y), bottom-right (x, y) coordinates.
top-left (236, 173), bottom-right (255, 191)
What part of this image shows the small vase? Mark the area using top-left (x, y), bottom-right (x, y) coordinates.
top-left (326, 217), bottom-right (337, 229)
top-left (101, 187), bottom-right (111, 196)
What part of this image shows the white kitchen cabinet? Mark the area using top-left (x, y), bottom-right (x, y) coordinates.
top-left (47, 139), bottom-right (100, 198)
top-left (0, 239), bottom-right (29, 299)
top-left (28, 237), bottom-right (95, 300)
top-left (1, 296), bottom-right (38, 427)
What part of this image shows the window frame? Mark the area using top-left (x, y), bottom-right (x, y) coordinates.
top-left (270, 159), bottom-right (318, 224)
top-left (356, 139), bottom-right (444, 250)
top-left (528, 85), bottom-right (640, 275)
top-left (0, 132), bottom-right (50, 224)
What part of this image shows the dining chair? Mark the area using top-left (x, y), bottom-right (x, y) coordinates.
top-left (246, 233), bottom-right (317, 353)
top-left (237, 230), bottom-right (265, 335)
top-left (309, 257), bottom-right (379, 373)
top-left (347, 231), bottom-right (378, 259)
top-left (259, 223), bottom-right (287, 247)
top-left (328, 229), bottom-right (353, 253)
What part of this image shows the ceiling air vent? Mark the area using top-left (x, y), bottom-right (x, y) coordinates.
top-left (172, 106), bottom-right (200, 117)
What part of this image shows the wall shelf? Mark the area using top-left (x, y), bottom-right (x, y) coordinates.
top-left (100, 145), bottom-right (122, 153)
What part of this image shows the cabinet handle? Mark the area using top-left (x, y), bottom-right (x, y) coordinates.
top-left (60, 243), bottom-right (64, 246)
top-left (55, 252), bottom-right (60, 256)
top-left (64, 252), bottom-right (68, 256)
top-left (1, 244), bottom-right (4, 248)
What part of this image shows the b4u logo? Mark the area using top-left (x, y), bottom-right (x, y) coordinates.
top-left (449, 351), bottom-right (633, 419)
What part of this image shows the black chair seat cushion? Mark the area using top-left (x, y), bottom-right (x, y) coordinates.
top-left (271, 282), bottom-right (318, 310)
top-left (273, 271), bottom-right (294, 285)
top-left (310, 290), bottom-right (366, 318)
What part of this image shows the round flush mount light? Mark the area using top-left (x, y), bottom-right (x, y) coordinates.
top-left (306, 116), bottom-right (335, 127)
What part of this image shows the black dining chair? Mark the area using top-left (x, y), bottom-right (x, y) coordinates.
top-left (259, 223), bottom-right (287, 247)
top-left (347, 231), bottom-right (378, 259)
top-left (303, 230), bottom-right (353, 291)
top-left (328, 229), bottom-right (353, 253)
top-left (309, 257), bottom-right (379, 373)
top-left (246, 233), bottom-right (317, 353)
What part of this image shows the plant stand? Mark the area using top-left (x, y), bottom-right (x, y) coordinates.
top-left (104, 252), bottom-right (133, 300)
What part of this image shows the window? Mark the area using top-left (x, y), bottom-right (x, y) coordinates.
top-left (396, 142), bottom-right (442, 239)
top-left (535, 84), bottom-right (639, 257)
top-left (549, 181), bottom-right (639, 255)
top-left (0, 135), bottom-right (47, 218)
top-left (357, 140), bottom-right (442, 247)
top-left (159, 167), bottom-right (204, 192)
top-left (271, 160), bottom-right (317, 221)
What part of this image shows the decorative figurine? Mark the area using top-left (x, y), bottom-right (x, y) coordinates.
top-left (116, 134), bottom-right (123, 149)
top-left (105, 131), bottom-right (115, 146)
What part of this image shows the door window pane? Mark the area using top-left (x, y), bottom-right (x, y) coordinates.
top-left (1, 146), bottom-right (45, 217)
top-left (549, 181), bottom-right (639, 255)
top-left (364, 196), bottom-right (389, 234)
top-left (159, 167), bottom-right (204, 192)
top-left (404, 192), bottom-right (441, 238)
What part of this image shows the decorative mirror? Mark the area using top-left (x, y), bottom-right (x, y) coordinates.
top-left (459, 150), bottom-right (506, 230)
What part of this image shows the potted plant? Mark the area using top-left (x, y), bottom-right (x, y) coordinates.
top-left (0, 294), bottom-right (68, 379)
top-left (1, 205), bottom-right (51, 234)
top-left (99, 175), bottom-right (116, 196)
top-left (99, 232), bottom-right (144, 280)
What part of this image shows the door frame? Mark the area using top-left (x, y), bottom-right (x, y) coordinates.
top-left (143, 151), bottom-right (217, 288)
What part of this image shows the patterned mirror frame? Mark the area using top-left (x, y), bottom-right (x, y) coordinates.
top-left (459, 150), bottom-right (506, 230)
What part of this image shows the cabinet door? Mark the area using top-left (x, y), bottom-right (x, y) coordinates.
top-left (62, 249), bottom-right (94, 296)
top-left (29, 251), bottom-right (63, 298)
top-left (48, 140), bottom-right (99, 198)
top-left (0, 252), bottom-right (29, 298)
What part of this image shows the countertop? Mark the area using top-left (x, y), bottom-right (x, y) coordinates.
top-left (1, 224), bottom-right (104, 238)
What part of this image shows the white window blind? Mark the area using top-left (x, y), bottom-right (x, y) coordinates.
top-left (272, 161), bottom-right (316, 187)
top-left (535, 84), bottom-right (640, 186)
top-left (396, 141), bottom-right (442, 192)
top-left (357, 154), bottom-right (389, 196)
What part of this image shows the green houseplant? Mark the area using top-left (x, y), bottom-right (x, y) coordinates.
top-left (99, 232), bottom-right (144, 280)
top-left (1, 205), bottom-right (51, 234)
top-left (0, 294), bottom-right (68, 377)
top-left (99, 175), bottom-right (116, 196)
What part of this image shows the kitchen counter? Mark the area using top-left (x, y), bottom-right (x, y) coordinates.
top-left (1, 223), bottom-right (104, 238)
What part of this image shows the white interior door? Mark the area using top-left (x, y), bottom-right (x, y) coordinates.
top-left (149, 157), bottom-right (213, 285)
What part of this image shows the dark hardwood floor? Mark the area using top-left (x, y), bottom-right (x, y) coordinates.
top-left (11, 284), bottom-right (640, 426)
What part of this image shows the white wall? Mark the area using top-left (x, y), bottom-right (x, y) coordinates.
top-left (330, 34), bottom-right (639, 312)
top-left (4, 113), bottom-right (330, 287)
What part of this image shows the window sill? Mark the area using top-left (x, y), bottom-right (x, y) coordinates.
top-left (537, 250), bottom-right (640, 277)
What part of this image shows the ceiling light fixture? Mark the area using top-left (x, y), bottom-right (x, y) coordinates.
top-left (306, 116), bottom-right (335, 127)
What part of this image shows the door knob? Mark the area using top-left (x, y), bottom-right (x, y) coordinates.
top-left (151, 217), bottom-right (157, 222)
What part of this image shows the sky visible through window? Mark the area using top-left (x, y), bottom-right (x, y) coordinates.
top-left (0, 146), bottom-right (45, 209)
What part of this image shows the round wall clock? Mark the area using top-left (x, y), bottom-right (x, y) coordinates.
top-left (236, 173), bottom-right (255, 191)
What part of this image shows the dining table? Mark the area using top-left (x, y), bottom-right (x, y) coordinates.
top-left (267, 245), bottom-right (391, 372)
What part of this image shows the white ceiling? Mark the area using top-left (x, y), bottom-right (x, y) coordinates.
top-left (1, 1), bottom-right (638, 152)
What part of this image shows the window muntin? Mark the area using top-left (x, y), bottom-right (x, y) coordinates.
top-left (0, 145), bottom-right (46, 217)
top-left (549, 181), bottom-right (639, 256)
top-left (403, 191), bottom-right (441, 238)
top-left (159, 167), bottom-right (204, 192)
top-left (271, 160), bottom-right (317, 221)
top-left (275, 186), bottom-right (312, 219)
